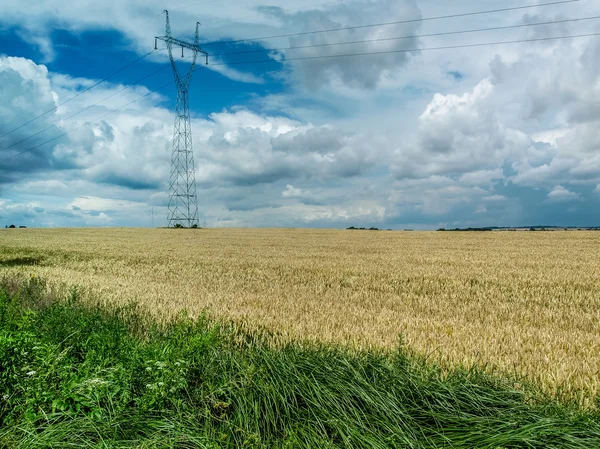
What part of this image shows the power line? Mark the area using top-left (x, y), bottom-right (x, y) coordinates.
top-left (202, 0), bottom-right (505, 30)
top-left (211, 15), bottom-right (600, 58)
top-left (0, 78), bottom-right (178, 165)
top-left (1, 30), bottom-right (596, 165)
top-left (0, 53), bottom-right (185, 154)
top-left (213, 31), bottom-right (600, 66)
top-left (0, 50), bottom-right (159, 141)
top-left (201, 0), bottom-right (580, 46)
top-left (169, 0), bottom-right (357, 44)
top-left (0, 0), bottom-right (580, 152)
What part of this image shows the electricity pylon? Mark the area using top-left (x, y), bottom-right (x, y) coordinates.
top-left (155, 10), bottom-right (208, 228)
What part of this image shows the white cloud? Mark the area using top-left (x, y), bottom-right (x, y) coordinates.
top-left (195, 110), bottom-right (379, 187)
top-left (15, 179), bottom-right (70, 195)
top-left (546, 185), bottom-right (580, 203)
top-left (282, 184), bottom-right (303, 198)
top-left (475, 204), bottom-right (487, 214)
top-left (391, 79), bottom-right (529, 183)
top-left (482, 195), bottom-right (507, 202)
top-left (69, 196), bottom-right (143, 212)
top-left (459, 169), bottom-right (504, 187)
top-left (206, 63), bottom-right (265, 85)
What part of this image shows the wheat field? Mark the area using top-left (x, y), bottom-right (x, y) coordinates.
top-left (1, 228), bottom-right (599, 401)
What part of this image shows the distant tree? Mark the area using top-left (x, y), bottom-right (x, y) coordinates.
top-left (191, 224), bottom-right (198, 229)
top-left (19, 226), bottom-right (27, 229)
top-left (174, 224), bottom-right (184, 229)
top-left (8, 225), bottom-right (16, 228)
top-left (437, 228), bottom-right (446, 232)
top-left (529, 227), bottom-right (536, 232)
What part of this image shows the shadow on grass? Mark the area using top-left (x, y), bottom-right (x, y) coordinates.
top-left (0, 257), bottom-right (43, 267)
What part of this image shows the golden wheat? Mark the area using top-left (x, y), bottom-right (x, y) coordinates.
top-left (1, 228), bottom-right (599, 401)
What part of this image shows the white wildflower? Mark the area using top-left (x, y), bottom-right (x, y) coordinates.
top-left (26, 371), bottom-right (36, 376)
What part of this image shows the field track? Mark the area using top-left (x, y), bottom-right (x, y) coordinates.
top-left (1, 228), bottom-right (599, 401)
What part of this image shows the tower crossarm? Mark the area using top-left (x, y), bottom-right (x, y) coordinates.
top-left (155, 36), bottom-right (209, 62)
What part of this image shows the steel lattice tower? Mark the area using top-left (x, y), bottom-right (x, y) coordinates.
top-left (155, 11), bottom-right (208, 228)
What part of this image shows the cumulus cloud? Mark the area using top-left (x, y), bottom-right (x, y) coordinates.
top-left (391, 79), bottom-right (529, 183)
top-left (282, 184), bottom-right (302, 198)
top-left (546, 185), bottom-right (580, 203)
top-left (281, 184), bottom-right (326, 205)
top-left (206, 63), bottom-right (265, 85)
top-left (0, 57), bottom-right (66, 183)
top-left (482, 195), bottom-right (507, 202)
top-left (257, 0), bottom-right (422, 90)
top-left (195, 110), bottom-right (378, 187)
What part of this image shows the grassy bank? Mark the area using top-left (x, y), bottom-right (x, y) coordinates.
top-left (1, 276), bottom-right (599, 448)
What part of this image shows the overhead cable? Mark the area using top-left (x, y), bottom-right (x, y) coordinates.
top-left (201, 0), bottom-right (580, 46)
top-left (1, 30), bottom-right (596, 165)
top-left (0, 50), bottom-right (159, 140)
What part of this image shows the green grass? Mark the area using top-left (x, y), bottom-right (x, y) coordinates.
top-left (0, 276), bottom-right (599, 448)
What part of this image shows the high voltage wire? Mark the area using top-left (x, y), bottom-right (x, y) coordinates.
top-left (1, 0), bottom-right (580, 136)
top-left (210, 15), bottom-right (600, 58)
top-left (1, 30), bottom-right (597, 166)
top-left (213, 31), bottom-right (600, 66)
top-left (0, 79), bottom-right (178, 165)
top-left (0, 50), bottom-right (159, 141)
top-left (171, 0), bottom-right (357, 41)
top-left (0, 54), bottom-right (187, 155)
top-left (0, 0), bottom-right (585, 158)
top-left (201, 0), bottom-right (580, 46)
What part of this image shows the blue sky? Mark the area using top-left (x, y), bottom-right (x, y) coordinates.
top-left (1, 0), bottom-right (599, 228)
